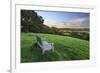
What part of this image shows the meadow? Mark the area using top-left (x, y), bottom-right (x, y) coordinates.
top-left (21, 32), bottom-right (89, 63)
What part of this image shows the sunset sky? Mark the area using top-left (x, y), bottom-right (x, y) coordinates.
top-left (35, 10), bottom-right (89, 28)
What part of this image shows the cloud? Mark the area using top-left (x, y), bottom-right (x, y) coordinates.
top-left (44, 20), bottom-right (61, 27)
top-left (52, 17), bottom-right (89, 28)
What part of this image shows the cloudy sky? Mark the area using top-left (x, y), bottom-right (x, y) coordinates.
top-left (35, 10), bottom-right (89, 28)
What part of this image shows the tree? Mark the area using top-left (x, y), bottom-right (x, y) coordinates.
top-left (21, 10), bottom-right (44, 32)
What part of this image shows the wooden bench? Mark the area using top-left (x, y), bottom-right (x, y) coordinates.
top-left (36, 36), bottom-right (54, 54)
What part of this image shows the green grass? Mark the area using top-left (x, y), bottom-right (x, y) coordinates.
top-left (21, 32), bottom-right (89, 63)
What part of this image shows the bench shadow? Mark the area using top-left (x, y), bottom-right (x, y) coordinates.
top-left (29, 42), bottom-right (59, 62)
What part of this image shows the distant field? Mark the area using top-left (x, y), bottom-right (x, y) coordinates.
top-left (57, 28), bottom-right (89, 40)
top-left (58, 28), bottom-right (89, 31)
top-left (21, 32), bottom-right (89, 63)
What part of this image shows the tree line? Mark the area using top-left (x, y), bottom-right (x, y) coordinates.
top-left (21, 10), bottom-right (89, 40)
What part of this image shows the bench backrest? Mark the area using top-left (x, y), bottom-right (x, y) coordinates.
top-left (36, 36), bottom-right (43, 45)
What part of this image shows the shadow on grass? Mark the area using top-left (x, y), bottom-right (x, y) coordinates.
top-left (27, 42), bottom-right (63, 62)
top-left (21, 42), bottom-right (89, 63)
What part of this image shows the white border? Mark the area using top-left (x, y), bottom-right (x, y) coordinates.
top-left (11, 3), bottom-right (96, 73)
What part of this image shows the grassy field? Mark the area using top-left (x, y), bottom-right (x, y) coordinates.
top-left (21, 32), bottom-right (89, 63)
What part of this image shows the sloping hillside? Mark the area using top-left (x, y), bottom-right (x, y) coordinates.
top-left (21, 33), bottom-right (89, 63)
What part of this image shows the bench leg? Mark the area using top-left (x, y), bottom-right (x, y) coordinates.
top-left (42, 50), bottom-right (45, 55)
top-left (51, 43), bottom-right (54, 52)
top-left (52, 47), bottom-right (54, 52)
